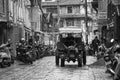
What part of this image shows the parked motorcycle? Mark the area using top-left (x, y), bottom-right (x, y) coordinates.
top-left (104, 45), bottom-right (120, 76)
top-left (109, 47), bottom-right (120, 80)
top-left (34, 45), bottom-right (43, 59)
top-left (104, 47), bottom-right (115, 73)
top-left (16, 44), bottom-right (33, 64)
top-left (113, 49), bottom-right (120, 80)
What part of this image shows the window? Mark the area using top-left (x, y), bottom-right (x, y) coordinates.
top-left (60, 19), bottom-right (64, 27)
top-left (80, 5), bottom-right (85, 14)
top-left (66, 19), bottom-right (74, 26)
top-left (74, 6), bottom-right (80, 14)
top-left (67, 6), bottom-right (72, 13)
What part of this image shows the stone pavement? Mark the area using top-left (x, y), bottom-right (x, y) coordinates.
top-left (0, 56), bottom-right (112, 80)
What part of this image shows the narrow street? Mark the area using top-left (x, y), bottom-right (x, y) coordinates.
top-left (0, 56), bottom-right (112, 80)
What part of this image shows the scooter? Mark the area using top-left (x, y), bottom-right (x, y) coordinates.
top-left (0, 44), bottom-right (13, 68)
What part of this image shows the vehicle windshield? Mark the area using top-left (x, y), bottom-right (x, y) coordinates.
top-left (58, 33), bottom-right (82, 47)
top-left (61, 33), bottom-right (81, 38)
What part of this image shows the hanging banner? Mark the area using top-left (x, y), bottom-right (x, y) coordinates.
top-left (98, 0), bottom-right (108, 12)
top-left (98, 0), bottom-right (108, 24)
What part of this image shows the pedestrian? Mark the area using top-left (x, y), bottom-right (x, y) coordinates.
top-left (92, 36), bottom-right (100, 56)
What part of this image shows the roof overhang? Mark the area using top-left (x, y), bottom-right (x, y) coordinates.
top-left (59, 27), bottom-right (82, 34)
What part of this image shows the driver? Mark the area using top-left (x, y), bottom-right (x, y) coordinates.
top-left (65, 33), bottom-right (76, 47)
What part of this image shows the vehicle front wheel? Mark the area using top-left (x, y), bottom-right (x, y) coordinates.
top-left (8, 62), bottom-right (11, 67)
top-left (61, 58), bottom-right (65, 67)
top-left (78, 58), bottom-right (82, 67)
top-left (83, 51), bottom-right (86, 65)
top-left (0, 61), bottom-right (5, 68)
top-left (55, 56), bottom-right (59, 66)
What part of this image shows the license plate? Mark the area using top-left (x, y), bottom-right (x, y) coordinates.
top-left (106, 61), bottom-right (111, 65)
top-left (70, 55), bottom-right (75, 57)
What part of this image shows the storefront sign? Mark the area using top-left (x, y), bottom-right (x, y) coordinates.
top-left (98, 12), bottom-right (107, 19)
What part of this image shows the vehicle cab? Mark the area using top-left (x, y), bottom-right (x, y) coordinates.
top-left (55, 27), bottom-right (86, 67)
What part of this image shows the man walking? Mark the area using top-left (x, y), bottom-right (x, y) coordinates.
top-left (92, 36), bottom-right (100, 56)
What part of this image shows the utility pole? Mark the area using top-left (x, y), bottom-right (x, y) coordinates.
top-left (57, 0), bottom-right (60, 29)
top-left (30, 0), bottom-right (35, 47)
top-left (85, 0), bottom-right (88, 44)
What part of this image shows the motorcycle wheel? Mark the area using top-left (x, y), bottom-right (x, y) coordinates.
top-left (8, 62), bottom-right (11, 67)
top-left (0, 61), bottom-right (5, 68)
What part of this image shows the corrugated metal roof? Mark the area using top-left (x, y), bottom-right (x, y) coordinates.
top-left (42, 0), bottom-right (84, 6)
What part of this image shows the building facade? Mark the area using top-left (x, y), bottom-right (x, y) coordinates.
top-left (0, 0), bottom-right (43, 56)
top-left (0, 0), bottom-right (8, 45)
top-left (30, 0), bottom-right (43, 44)
top-left (42, 0), bottom-right (96, 44)
top-left (6, 0), bottom-right (32, 56)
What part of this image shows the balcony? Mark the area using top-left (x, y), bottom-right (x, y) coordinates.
top-left (52, 13), bottom-right (92, 21)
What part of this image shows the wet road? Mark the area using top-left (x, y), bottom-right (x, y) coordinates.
top-left (0, 56), bottom-right (112, 80)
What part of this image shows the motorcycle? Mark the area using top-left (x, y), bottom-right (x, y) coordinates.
top-left (104, 45), bottom-right (120, 76)
top-left (34, 45), bottom-right (43, 59)
top-left (0, 44), bottom-right (13, 68)
top-left (113, 49), bottom-right (120, 80)
top-left (110, 47), bottom-right (120, 80)
top-left (16, 44), bottom-right (33, 64)
top-left (97, 45), bottom-right (106, 60)
top-left (104, 47), bottom-right (115, 73)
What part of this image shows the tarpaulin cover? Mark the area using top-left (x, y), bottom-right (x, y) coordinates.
top-left (59, 27), bottom-right (82, 33)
